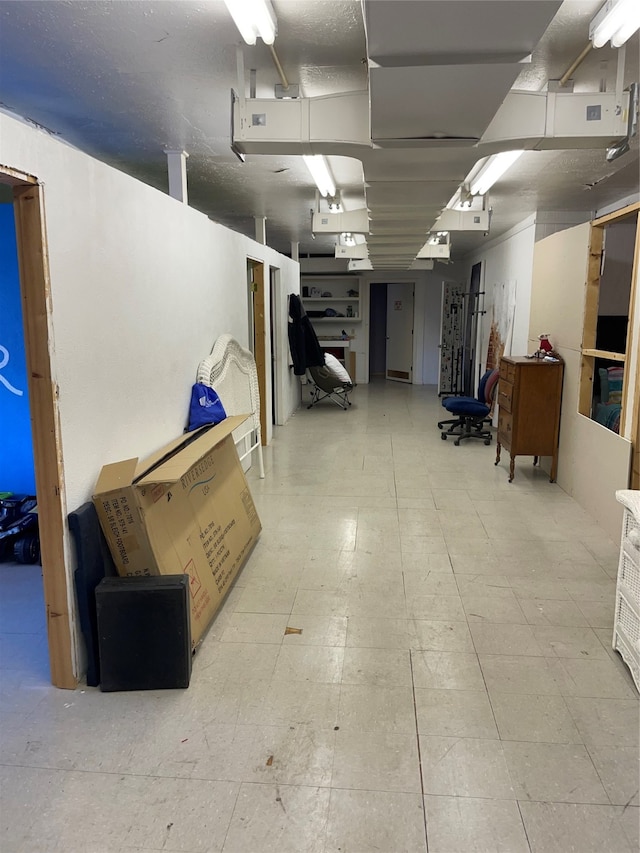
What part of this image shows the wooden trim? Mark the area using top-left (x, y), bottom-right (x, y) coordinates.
top-left (624, 213), bottom-right (640, 455)
top-left (578, 355), bottom-right (594, 416)
top-left (0, 165), bottom-right (38, 186)
top-left (592, 201), bottom-right (640, 227)
top-left (250, 261), bottom-right (268, 446)
top-left (582, 226), bottom-right (604, 351)
top-left (581, 349), bottom-right (626, 361)
top-left (12, 184), bottom-right (77, 689)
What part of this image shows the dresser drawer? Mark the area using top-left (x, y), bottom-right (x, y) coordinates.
top-left (499, 360), bottom-right (516, 383)
top-left (498, 409), bottom-right (513, 445)
top-left (497, 380), bottom-right (513, 413)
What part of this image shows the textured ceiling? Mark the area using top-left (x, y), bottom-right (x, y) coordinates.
top-left (0, 0), bottom-right (638, 265)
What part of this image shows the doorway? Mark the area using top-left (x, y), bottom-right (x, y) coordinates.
top-left (386, 282), bottom-right (414, 382)
top-left (1, 169), bottom-right (76, 688)
top-left (369, 281), bottom-right (416, 383)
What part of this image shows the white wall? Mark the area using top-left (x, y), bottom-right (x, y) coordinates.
top-left (528, 222), bottom-right (633, 541)
top-left (463, 215), bottom-right (537, 369)
top-left (1, 111), bottom-right (300, 675)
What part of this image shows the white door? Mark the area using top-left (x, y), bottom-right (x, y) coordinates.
top-left (386, 282), bottom-right (414, 382)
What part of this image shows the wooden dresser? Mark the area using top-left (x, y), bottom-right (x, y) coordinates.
top-left (495, 356), bottom-right (564, 482)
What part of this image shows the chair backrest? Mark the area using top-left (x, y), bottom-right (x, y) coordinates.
top-left (477, 368), bottom-right (499, 404)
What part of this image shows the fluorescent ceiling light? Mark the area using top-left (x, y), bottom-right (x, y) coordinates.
top-left (589, 0), bottom-right (640, 48)
top-left (469, 150), bottom-right (524, 196)
top-left (303, 155), bottom-right (336, 198)
top-left (224, 0), bottom-right (277, 46)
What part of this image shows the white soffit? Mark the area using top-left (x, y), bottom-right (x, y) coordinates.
top-left (369, 63), bottom-right (527, 142)
top-left (366, 181), bottom-right (459, 208)
top-left (361, 148), bottom-right (477, 182)
top-left (364, 1), bottom-right (563, 65)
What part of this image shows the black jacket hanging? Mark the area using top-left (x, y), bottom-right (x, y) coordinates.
top-left (287, 293), bottom-right (325, 376)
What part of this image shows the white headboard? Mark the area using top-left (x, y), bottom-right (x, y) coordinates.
top-left (196, 334), bottom-right (265, 478)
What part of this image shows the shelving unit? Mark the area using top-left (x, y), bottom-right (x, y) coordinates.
top-left (301, 276), bottom-right (362, 377)
top-left (301, 277), bottom-right (361, 322)
top-left (613, 489), bottom-right (640, 691)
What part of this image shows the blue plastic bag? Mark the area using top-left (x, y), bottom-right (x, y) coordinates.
top-left (187, 383), bottom-right (227, 432)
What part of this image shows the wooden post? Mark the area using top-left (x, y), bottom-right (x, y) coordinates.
top-left (12, 183), bottom-right (77, 689)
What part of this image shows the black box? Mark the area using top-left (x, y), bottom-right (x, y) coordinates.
top-left (96, 575), bottom-right (191, 691)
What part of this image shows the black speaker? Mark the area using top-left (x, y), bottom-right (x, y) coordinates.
top-left (96, 575), bottom-right (191, 692)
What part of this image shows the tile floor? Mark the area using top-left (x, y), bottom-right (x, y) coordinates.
top-left (1, 380), bottom-right (638, 852)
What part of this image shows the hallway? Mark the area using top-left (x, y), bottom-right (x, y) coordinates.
top-left (1, 381), bottom-right (638, 852)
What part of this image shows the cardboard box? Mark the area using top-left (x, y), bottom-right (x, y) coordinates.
top-left (93, 415), bottom-right (261, 647)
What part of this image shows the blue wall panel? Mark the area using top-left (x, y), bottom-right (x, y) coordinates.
top-left (0, 203), bottom-right (35, 494)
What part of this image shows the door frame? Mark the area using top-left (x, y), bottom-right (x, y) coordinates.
top-left (2, 167), bottom-right (77, 688)
top-left (248, 259), bottom-right (268, 445)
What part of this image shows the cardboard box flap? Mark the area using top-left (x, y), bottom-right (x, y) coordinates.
top-left (94, 458), bottom-right (140, 494)
top-left (137, 414), bottom-right (250, 486)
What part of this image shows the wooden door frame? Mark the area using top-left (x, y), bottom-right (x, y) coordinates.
top-left (248, 259), bottom-right (268, 445)
top-left (2, 167), bottom-right (77, 688)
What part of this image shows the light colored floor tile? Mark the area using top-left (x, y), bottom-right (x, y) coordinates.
top-left (221, 783), bottom-right (330, 853)
top-left (470, 623), bottom-right (544, 656)
top-left (479, 654), bottom-right (565, 696)
top-left (419, 736), bottom-right (515, 798)
top-left (415, 688), bottom-right (498, 738)
top-left (341, 646), bottom-right (412, 687)
top-left (519, 598), bottom-right (589, 627)
top-left (280, 614), bottom-right (348, 647)
top-left (272, 645), bottom-right (344, 684)
top-left (503, 740), bottom-right (609, 804)
top-left (411, 650), bottom-right (486, 691)
top-left (519, 801), bottom-right (635, 853)
top-left (490, 692), bottom-right (583, 743)
top-left (424, 795), bottom-right (529, 853)
top-left (564, 696), bottom-right (640, 747)
top-left (556, 656), bottom-right (638, 698)
top-left (203, 723), bottom-right (335, 787)
top-left (402, 569), bottom-right (458, 596)
top-left (337, 684), bottom-right (416, 734)
top-left (331, 730), bottom-right (422, 792)
top-left (346, 616), bottom-right (416, 649)
top-left (454, 573), bottom-right (515, 599)
top-left (407, 594), bottom-right (467, 622)
top-left (233, 579), bottom-right (298, 614)
top-left (509, 576), bottom-right (572, 600)
top-left (411, 619), bottom-right (475, 652)
top-left (531, 625), bottom-right (609, 659)
top-left (237, 680), bottom-right (341, 729)
top-left (219, 612), bottom-right (289, 644)
top-left (587, 745), bottom-right (640, 806)
top-left (576, 599), bottom-right (616, 629)
top-left (463, 595), bottom-right (528, 624)
top-left (291, 588), bottom-right (348, 617)
top-left (196, 642), bottom-right (281, 684)
top-left (325, 788), bottom-right (427, 853)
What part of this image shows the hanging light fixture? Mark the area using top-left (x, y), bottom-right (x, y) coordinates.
top-left (303, 155), bottom-right (337, 198)
top-left (589, 0), bottom-right (640, 48)
top-left (224, 0), bottom-right (277, 46)
top-left (468, 150), bottom-right (525, 196)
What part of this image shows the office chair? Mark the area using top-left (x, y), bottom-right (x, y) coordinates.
top-left (438, 368), bottom-right (499, 446)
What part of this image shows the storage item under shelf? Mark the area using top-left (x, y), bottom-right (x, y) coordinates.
top-left (613, 489), bottom-right (640, 691)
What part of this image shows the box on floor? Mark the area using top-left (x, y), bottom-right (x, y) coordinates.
top-left (93, 415), bottom-right (261, 647)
